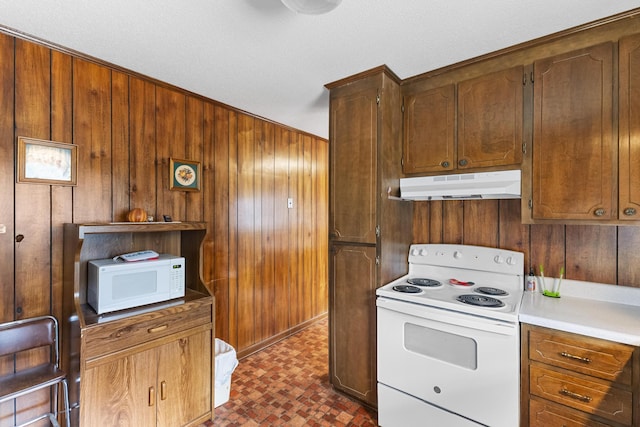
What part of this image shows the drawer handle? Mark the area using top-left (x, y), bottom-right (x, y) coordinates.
top-left (560, 352), bottom-right (591, 363)
top-left (560, 388), bottom-right (592, 403)
top-left (148, 324), bottom-right (168, 333)
top-left (149, 386), bottom-right (155, 406)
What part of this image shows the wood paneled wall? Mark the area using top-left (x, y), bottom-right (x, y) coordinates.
top-left (0, 31), bottom-right (328, 362)
top-left (413, 199), bottom-right (640, 287)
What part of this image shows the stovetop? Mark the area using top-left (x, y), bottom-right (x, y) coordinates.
top-left (376, 244), bottom-right (525, 322)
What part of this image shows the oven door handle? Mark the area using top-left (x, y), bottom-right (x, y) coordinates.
top-left (377, 297), bottom-right (517, 336)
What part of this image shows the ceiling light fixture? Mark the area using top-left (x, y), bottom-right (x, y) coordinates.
top-left (280, 0), bottom-right (342, 15)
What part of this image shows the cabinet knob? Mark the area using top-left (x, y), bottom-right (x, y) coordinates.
top-left (458, 159), bottom-right (468, 167)
top-left (624, 207), bottom-right (637, 216)
top-left (441, 161), bottom-right (450, 168)
top-left (593, 208), bottom-right (606, 217)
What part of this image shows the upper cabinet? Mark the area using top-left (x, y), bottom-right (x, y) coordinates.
top-left (619, 33), bottom-right (640, 221)
top-left (527, 37), bottom-right (640, 224)
top-left (328, 76), bottom-right (378, 243)
top-left (531, 43), bottom-right (616, 221)
top-left (403, 66), bottom-right (523, 174)
top-left (403, 84), bottom-right (455, 173)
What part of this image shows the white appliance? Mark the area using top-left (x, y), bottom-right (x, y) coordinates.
top-left (88, 254), bottom-right (185, 314)
top-left (376, 244), bottom-right (524, 427)
top-left (400, 170), bottom-right (521, 200)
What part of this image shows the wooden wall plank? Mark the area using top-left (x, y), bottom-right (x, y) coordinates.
top-left (252, 119), bottom-right (264, 343)
top-left (429, 201), bottom-right (444, 243)
top-left (499, 199), bottom-right (530, 266)
top-left (530, 224), bottom-right (564, 279)
top-left (13, 38), bottom-right (51, 425)
top-left (315, 137), bottom-right (329, 316)
top-left (186, 96), bottom-right (204, 222)
top-left (463, 200), bottom-right (499, 247)
top-left (0, 30), bottom-right (14, 427)
top-left (412, 202), bottom-right (430, 243)
top-left (73, 58), bottom-right (112, 223)
top-left (213, 105), bottom-right (230, 342)
top-left (442, 200), bottom-right (464, 243)
top-left (566, 225), bottom-right (617, 283)
top-left (289, 133), bottom-right (303, 326)
top-left (111, 71), bottom-right (130, 221)
top-left (227, 111), bottom-right (239, 348)
top-left (259, 121), bottom-right (276, 340)
top-left (202, 102), bottom-right (215, 291)
top-left (274, 127), bottom-right (291, 334)
top-left (156, 87), bottom-right (186, 221)
top-left (302, 134), bottom-right (313, 321)
top-left (129, 77), bottom-right (156, 217)
top-left (618, 227), bottom-right (640, 287)
top-left (237, 113), bottom-right (256, 349)
top-left (14, 40), bottom-right (51, 318)
top-left (51, 51), bottom-right (74, 323)
top-left (0, 33), bottom-right (14, 325)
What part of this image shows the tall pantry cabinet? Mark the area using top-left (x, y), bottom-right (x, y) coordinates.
top-left (326, 66), bottom-right (413, 408)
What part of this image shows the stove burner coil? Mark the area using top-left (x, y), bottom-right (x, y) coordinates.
top-left (456, 294), bottom-right (505, 308)
top-left (393, 284), bottom-right (423, 294)
top-left (474, 287), bottom-right (508, 297)
top-left (407, 278), bottom-right (442, 288)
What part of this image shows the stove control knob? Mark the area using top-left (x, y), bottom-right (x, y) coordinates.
top-left (453, 251), bottom-right (462, 259)
top-left (419, 249), bottom-right (428, 256)
top-left (506, 256), bottom-right (517, 266)
top-left (411, 248), bottom-right (420, 256)
top-left (494, 255), bottom-right (504, 264)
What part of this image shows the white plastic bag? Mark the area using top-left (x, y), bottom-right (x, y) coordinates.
top-left (214, 338), bottom-right (238, 386)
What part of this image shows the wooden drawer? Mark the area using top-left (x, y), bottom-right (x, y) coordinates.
top-left (529, 328), bottom-right (634, 385)
top-left (82, 302), bottom-right (212, 360)
top-left (529, 397), bottom-right (613, 427)
top-left (530, 365), bottom-right (633, 425)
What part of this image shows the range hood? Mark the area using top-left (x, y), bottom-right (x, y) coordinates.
top-left (400, 170), bottom-right (521, 200)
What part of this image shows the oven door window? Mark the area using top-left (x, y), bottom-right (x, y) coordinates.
top-left (405, 323), bottom-right (477, 370)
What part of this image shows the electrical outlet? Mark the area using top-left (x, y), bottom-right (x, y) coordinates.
top-left (287, 198), bottom-right (294, 209)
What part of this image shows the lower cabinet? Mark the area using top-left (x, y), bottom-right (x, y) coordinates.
top-left (329, 244), bottom-right (378, 407)
top-left (82, 329), bottom-right (211, 426)
top-left (79, 296), bottom-right (214, 427)
top-left (522, 324), bottom-right (640, 427)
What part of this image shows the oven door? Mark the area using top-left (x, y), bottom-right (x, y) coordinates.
top-left (377, 296), bottom-right (519, 427)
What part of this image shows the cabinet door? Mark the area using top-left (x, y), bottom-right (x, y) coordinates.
top-left (157, 330), bottom-right (212, 427)
top-left (329, 244), bottom-right (377, 407)
top-left (532, 43), bottom-right (615, 220)
top-left (82, 348), bottom-right (157, 426)
top-left (329, 80), bottom-right (378, 243)
top-left (457, 66), bottom-right (523, 169)
top-left (403, 85), bottom-right (455, 173)
top-left (619, 33), bottom-right (640, 221)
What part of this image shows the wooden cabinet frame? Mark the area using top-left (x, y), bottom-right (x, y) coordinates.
top-left (62, 222), bottom-right (214, 426)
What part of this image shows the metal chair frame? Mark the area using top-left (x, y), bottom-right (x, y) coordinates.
top-left (0, 315), bottom-right (70, 427)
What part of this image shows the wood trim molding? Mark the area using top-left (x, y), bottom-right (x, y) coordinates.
top-left (236, 313), bottom-right (328, 360)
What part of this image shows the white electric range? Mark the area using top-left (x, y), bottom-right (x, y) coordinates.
top-left (376, 244), bottom-right (525, 427)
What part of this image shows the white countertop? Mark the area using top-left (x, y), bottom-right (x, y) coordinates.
top-left (519, 278), bottom-right (640, 346)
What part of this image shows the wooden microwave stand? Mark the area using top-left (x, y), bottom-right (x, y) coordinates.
top-left (62, 222), bottom-right (214, 427)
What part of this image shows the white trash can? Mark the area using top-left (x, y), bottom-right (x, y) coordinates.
top-left (214, 338), bottom-right (238, 407)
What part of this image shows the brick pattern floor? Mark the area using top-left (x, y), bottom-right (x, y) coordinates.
top-left (207, 318), bottom-right (377, 426)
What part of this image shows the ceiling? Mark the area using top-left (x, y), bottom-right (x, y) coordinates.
top-left (0, 1), bottom-right (639, 139)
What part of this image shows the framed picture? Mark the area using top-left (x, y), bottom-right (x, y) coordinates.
top-left (169, 158), bottom-right (201, 191)
top-left (17, 137), bottom-right (78, 186)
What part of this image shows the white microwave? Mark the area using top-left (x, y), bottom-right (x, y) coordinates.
top-left (88, 254), bottom-right (185, 314)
